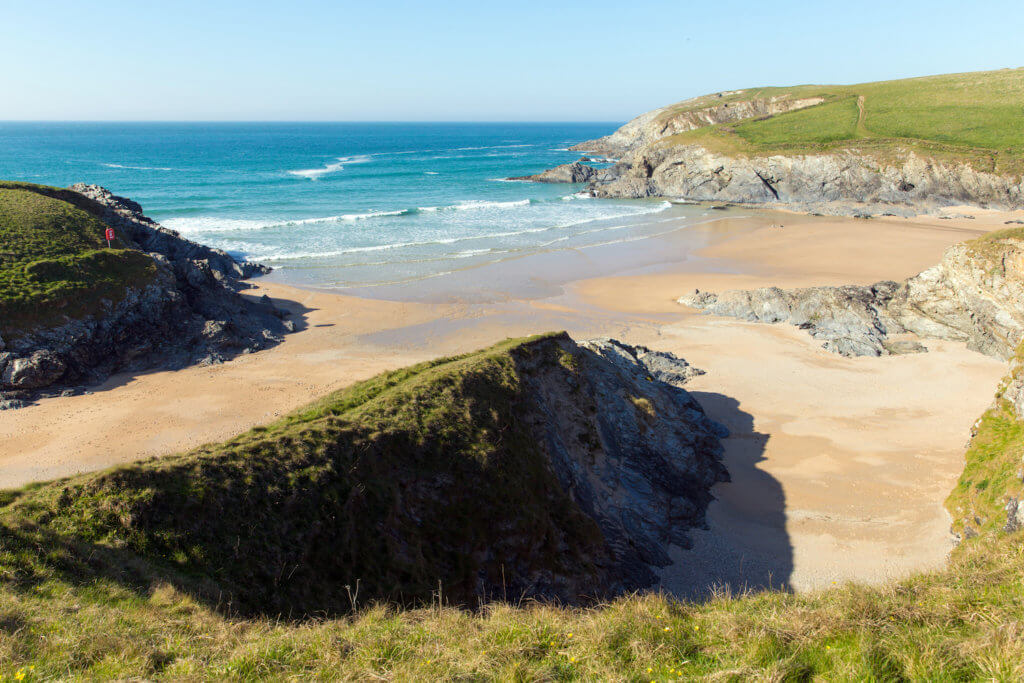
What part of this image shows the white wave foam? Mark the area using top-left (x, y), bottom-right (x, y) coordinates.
top-left (453, 144), bottom-right (532, 151)
top-left (424, 171), bottom-right (439, 175)
top-left (287, 154), bottom-right (372, 180)
top-left (452, 199), bottom-right (531, 211)
top-left (561, 192), bottom-right (594, 201)
top-left (103, 163), bottom-right (176, 171)
top-left (339, 210), bottom-right (408, 221)
top-left (288, 161), bottom-right (344, 180)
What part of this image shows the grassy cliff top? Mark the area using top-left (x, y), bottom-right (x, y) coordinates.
top-left (655, 68), bottom-right (1024, 175)
top-left (0, 181), bottom-right (157, 338)
top-left (3, 332), bottom-right (608, 616)
top-left (0, 328), bottom-right (1022, 678)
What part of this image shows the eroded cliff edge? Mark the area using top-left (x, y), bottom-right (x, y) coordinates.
top-left (0, 182), bottom-right (292, 408)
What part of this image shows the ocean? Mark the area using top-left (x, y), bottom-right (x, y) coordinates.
top-left (0, 122), bottom-right (698, 295)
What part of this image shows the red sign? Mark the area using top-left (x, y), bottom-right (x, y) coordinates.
top-left (105, 228), bottom-right (115, 244)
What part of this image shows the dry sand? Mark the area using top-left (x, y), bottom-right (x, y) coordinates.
top-left (2, 206), bottom-right (1020, 595)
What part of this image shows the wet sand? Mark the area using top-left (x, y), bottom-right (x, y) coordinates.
top-left (1, 205), bottom-right (1020, 593)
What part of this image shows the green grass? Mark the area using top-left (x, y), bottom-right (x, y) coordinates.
top-left (654, 68), bottom-right (1024, 176)
top-left (0, 182), bottom-right (157, 339)
top-left (5, 333), bottom-right (607, 617)
top-left (3, 231), bottom-right (1024, 677)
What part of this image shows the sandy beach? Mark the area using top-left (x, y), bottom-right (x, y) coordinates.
top-left (2, 205), bottom-right (1019, 594)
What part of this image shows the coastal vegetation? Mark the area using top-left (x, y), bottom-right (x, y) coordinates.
top-left (1, 332), bottom-right (1024, 679)
top-left (656, 69), bottom-right (1024, 176)
top-left (0, 182), bottom-right (156, 337)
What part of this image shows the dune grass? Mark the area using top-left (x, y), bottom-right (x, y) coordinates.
top-left (0, 182), bottom-right (156, 339)
top-left (656, 68), bottom-right (1024, 176)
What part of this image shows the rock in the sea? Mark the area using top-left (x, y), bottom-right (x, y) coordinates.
top-left (510, 160), bottom-right (615, 184)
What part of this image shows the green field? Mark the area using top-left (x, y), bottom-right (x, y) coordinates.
top-left (657, 68), bottom-right (1024, 176)
top-left (0, 182), bottom-right (157, 339)
top-left (1, 292), bottom-right (1024, 679)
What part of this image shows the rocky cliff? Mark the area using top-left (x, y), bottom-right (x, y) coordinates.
top-left (0, 183), bottom-right (291, 408)
top-left (585, 147), bottom-right (1024, 216)
top-left (680, 228), bottom-right (1024, 360)
top-left (523, 71), bottom-right (1024, 215)
top-left (9, 333), bottom-right (728, 615)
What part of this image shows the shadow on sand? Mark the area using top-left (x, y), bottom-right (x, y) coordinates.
top-left (660, 391), bottom-right (793, 599)
top-left (56, 292), bottom-right (316, 397)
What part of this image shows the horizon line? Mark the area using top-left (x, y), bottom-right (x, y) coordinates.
top-left (0, 119), bottom-right (624, 125)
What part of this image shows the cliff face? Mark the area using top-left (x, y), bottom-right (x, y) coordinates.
top-left (680, 229), bottom-right (1024, 360)
top-left (10, 334), bottom-right (727, 615)
top-left (0, 183), bottom-right (291, 408)
top-left (529, 71), bottom-right (1024, 214)
top-left (588, 147), bottom-right (1024, 215)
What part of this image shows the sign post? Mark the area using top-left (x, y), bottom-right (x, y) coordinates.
top-left (105, 228), bottom-right (115, 248)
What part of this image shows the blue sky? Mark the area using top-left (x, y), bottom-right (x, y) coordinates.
top-left (2, 0), bottom-right (1021, 121)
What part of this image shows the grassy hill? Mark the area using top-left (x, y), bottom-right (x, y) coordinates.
top-left (655, 68), bottom-right (1024, 176)
top-left (1, 316), bottom-right (1024, 678)
top-left (0, 182), bottom-right (157, 339)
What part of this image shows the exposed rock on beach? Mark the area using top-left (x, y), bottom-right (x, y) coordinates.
top-left (680, 228), bottom-right (1024, 359)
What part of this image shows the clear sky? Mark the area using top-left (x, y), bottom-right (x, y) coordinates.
top-left (2, 0), bottom-right (1021, 121)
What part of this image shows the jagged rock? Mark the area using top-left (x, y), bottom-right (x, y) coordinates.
top-left (680, 232), bottom-right (1024, 360)
top-left (679, 283), bottom-right (904, 357)
top-left (69, 184), bottom-right (269, 279)
top-left (0, 185), bottom-right (293, 406)
top-left (1004, 497), bottom-right (1023, 533)
top-left (1, 350), bottom-right (67, 389)
top-left (524, 337), bottom-right (728, 582)
top-left (510, 161), bottom-right (603, 184)
top-left (584, 146), bottom-right (1024, 215)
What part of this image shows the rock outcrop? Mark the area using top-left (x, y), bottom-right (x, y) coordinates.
top-left (520, 83), bottom-right (1024, 215)
top-left (680, 230), bottom-right (1024, 360)
top-left (509, 159), bottom-right (616, 184)
top-left (0, 184), bottom-right (292, 407)
top-left (17, 333), bottom-right (728, 615)
top-left (586, 146), bottom-right (1023, 215)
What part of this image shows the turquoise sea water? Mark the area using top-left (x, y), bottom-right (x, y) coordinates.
top-left (0, 123), bottom-right (686, 292)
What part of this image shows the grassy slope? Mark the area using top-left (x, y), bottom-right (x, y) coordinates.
top-left (0, 182), bottom-right (157, 339)
top-left (4, 333), bottom-right (606, 616)
top-left (3, 239), bottom-right (1024, 678)
top-left (655, 68), bottom-right (1024, 176)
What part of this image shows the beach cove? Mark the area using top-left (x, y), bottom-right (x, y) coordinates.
top-left (2, 205), bottom-right (1015, 595)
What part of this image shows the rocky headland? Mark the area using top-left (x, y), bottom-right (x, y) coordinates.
top-left (0, 183), bottom-right (292, 409)
top-left (515, 70), bottom-right (1024, 216)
